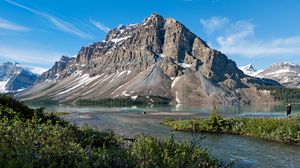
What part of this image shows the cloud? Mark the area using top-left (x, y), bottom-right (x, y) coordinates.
top-left (0, 17), bottom-right (30, 31)
top-left (217, 20), bottom-right (255, 51)
top-left (202, 16), bottom-right (300, 57)
top-left (5, 0), bottom-right (92, 39)
top-left (89, 19), bottom-right (110, 33)
top-left (200, 17), bottom-right (229, 34)
top-left (218, 35), bottom-right (300, 57)
top-left (46, 15), bottom-right (92, 39)
top-left (22, 65), bottom-right (48, 75)
top-left (0, 45), bottom-right (63, 67)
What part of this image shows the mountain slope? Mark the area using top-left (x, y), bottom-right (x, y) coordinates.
top-left (257, 62), bottom-right (300, 88)
top-left (17, 13), bottom-right (279, 104)
top-left (0, 62), bottom-right (39, 93)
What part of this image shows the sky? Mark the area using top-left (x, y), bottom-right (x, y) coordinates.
top-left (1, 0), bottom-right (300, 74)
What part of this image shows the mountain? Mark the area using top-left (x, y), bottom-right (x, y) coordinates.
top-left (239, 64), bottom-right (263, 76)
top-left (0, 62), bottom-right (39, 93)
top-left (257, 62), bottom-right (300, 88)
top-left (17, 13), bottom-right (279, 105)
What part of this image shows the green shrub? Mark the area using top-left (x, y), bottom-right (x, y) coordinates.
top-left (162, 110), bottom-right (300, 144)
top-left (0, 95), bottom-right (220, 167)
top-left (130, 136), bottom-right (219, 168)
top-left (203, 107), bottom-right (231, 133)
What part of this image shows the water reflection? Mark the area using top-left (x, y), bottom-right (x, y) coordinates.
top-left (28, 102), bottom-right (300, 116)
top-left (26, 102), bottom-right (300, 168)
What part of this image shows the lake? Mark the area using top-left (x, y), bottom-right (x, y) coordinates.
top-left (27, 103), bottom-right (300, 168)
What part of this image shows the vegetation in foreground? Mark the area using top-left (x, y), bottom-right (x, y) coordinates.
top-left (162, 107), bottom-right (300, 144)
top-left (0, 94), bottom-right (221, 168)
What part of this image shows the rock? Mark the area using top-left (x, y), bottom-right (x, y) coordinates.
top-left (39, 56), bottom-right (75, 81)
top-left (18, 13), bottom-right (280, 105)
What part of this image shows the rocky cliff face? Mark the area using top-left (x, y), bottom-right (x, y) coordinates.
top-left (0, 62), bottom-right (38, 93)
top-left (18, 13), bottom-right (279, 104)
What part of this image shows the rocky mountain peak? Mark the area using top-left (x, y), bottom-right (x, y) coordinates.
top-left (244, 64), bottom-right (255, 71)
top-left (72, 13), bottom-right (214, 77)
top-left (0, 62), bottom-right (21, 79)
top-left (19, 13), bottom-right (279, 104)
top-left (60, 55), bottom-right (71, 63)
top-left (39, 55), bottom-right (75, 80)
top-left (263, 62), bottom-right (300, 74)
top-left (239, 64), bottom-right (259, 76)
top-left (143, 13), bottom-right (164, 27)
top-left (270, 62), bottom-right (298, 69)
top-left (0, 62), bottom-right (38, 93)
top-left (3, 62), bottom-right (19, 67)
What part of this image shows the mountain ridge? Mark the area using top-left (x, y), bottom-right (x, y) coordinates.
top-left (17, 13), bottom-right (279, 105)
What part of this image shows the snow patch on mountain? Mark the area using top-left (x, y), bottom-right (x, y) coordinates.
top-left (57, 73), bottom-right (101, 95)
top-left (258, 68), bottom-right (296, 78)
top-left (111, 35), bottom-right (131, 43)
top-left (0, 80), bottom-right (9, 93)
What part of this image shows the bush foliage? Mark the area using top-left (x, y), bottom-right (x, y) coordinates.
top-left (162, 109), bottom-right (300, 144)
top-left (0, 94), bottom-right (220, 167)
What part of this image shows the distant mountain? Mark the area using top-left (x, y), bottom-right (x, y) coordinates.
top-left (239, 64), bottom-right (263, 76)
top-left (17, 13), bottom-right (279, 105)
top-left (257, 62), bottom-right (300, 88)
top-left (0, 62), bottom-right (39, 93)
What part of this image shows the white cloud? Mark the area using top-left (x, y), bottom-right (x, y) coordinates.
top-left (201, 16), bottom-right (300, 57)
top-left (218, 36), bottom-right (300, 57)
top-left (217, 20), bottom-right (255, 53)
top-left (89, 19), bottom-right (110, 33)
top-left (0, 18), bottom-right (30, 31)
top-left (0, 45), bottom-right (63, 67)
top-left (23, 65), bottom-right (48, 75)
top-left (46, 15), bottom-right (92, 39)
top-left (5, 0), bottom-right (92, 39)
top-left (200, 17), bottom-right (229, 34)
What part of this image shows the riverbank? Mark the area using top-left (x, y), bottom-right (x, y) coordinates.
top-left (162, 111), bottom-right (300, 144)
top-left (22, 101), bottom-right (300, 167)
top-left (0, 95), bottom-right (222, 167)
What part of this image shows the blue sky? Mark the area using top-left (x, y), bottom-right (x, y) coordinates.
top-left (1, 0), bottom-right (300, 73)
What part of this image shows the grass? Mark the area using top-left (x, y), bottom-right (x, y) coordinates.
top-left (0, 94), bottom-right (222, 167)
top-left (162, 107), bottom-right (300, 144)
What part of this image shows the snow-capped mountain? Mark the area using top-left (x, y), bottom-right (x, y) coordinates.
top-left (0, 62), bottom-right (39, 93)
top-left (239, 64), bottom-right (263, 76)
top-left (257, 62), bottom-right (300, 88)
top-left (17, 13), bottom-right (279, 105)
top-left (240, 62), bottom-right (300, 88)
